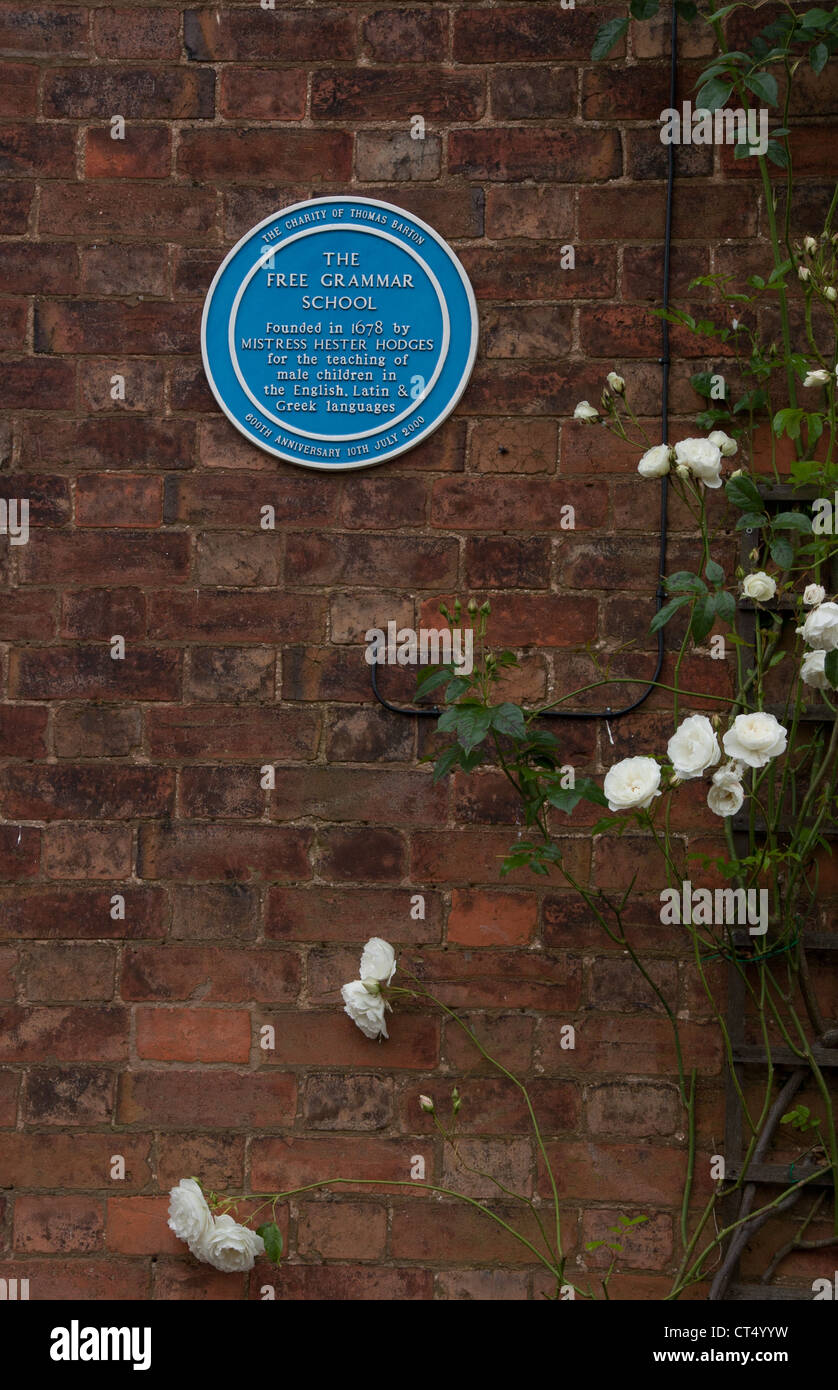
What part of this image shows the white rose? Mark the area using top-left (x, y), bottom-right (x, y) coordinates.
top-left (803, 368), bottom-right (830, 387)
top-left (674, 437), bottom-right (723, 488)
top-left (801, 649), bottom-right (833, 690)
top-left (709, 430), bottom-right (738, 457)
top-left (803, 235), bottom-right (818, 253)
top-left (574, 400), bottom-right (598, 421)
top-left (193, 1215), bottom-right (265, 1273)
top-left (359, 936), bottom-right (396, 985)
top-left (341, 979), bottom-right (390, 1040)
top-left (637, 444), bottom-right (672, 478)
top-left (798, 601), bottom-right (838, 650)
top-left (168, 1179), bottom-right (213, 1248)
top-left (722, 712), bottom-right (788, 768)
top-left (826, 287), bottom-right (837, 303)
top-left (667, 714), bottom-right (721, 781)
top-left (799, 265), bottom-right (811, 282)
top-left (804, 584), bottom-right (826, 607)
top-left (607, 372), bottom-right (625, 394)
top-left (742, 571), bottom-right (776, 602)
top-left (603, 756), bottom-right (662, 813)
top-left (707, 765), bottom-right (745, 818)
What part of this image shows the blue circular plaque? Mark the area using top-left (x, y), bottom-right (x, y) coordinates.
top-left (201, 196), bottom-right (479, 471)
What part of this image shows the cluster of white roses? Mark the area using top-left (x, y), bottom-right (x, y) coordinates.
top-left (635, 431), bottom-right (738, 488)
top-left (167, 1178), bottom-right (264, 1272)
top-left (603, 710), bottom-right (788, 821)
top-left (340, 937), bottom-right (397, 1040)
top-left (798, 584), bottom-right (838, 691)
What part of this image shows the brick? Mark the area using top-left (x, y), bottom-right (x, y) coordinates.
top-left (170, 884), bottom-right (259, 941)
top-left (540, 1016), bottom-right (722, 1077)
top-left (147, 706), bottom-right (317, 759)
top-left (0, 358), bottom-right (76, 410)
top-left (36, 300), bottom-right (198, 355)
top-left (431, 478), bottom-right (605, 530)
top-left (390, 1200), bottom-right (546, 1263)
top-left (447, 890), bottom-right (537, 947)
top-left (137, 823), bottom-right (312, 882)
top-left (81, 361), bottom-right (166, 414)
top-left (438, 1269), bottom-right (530, 1300)
top-left (0, 1070), bottom-right (18, 1125)
top-left (265, 886), bottom-right (441, 944)
top-left (185, 648), bottom-right (275, 703)
top-left (153, 1259), bottom-right (246, 1300)
top-left (155, 1134), bottom-right (244, 1190)
top-left (0, 823), bottom-right (38, 881)
top-left (254, 1264), bottom-right (432, 1301)
top-left (362, 8), bottom-right (448, 63)
top-left (24, 418), bottom-right (195, 471)
top-left (442, 1137), bottom-right (533, 1198)
top-left (24, 1065), bottom-right (115, 1124)
top-left (14, 1196), bottom-right (104, 1254)
top-left (121, 945), bottom-right (300, 1004)
top-left (336, 476), bottom-right (428, 529)
top-left (297, 1200), bottom-right (387, 1260)
top-left (582, 1208), bottom-right (672, 1270)
top-left (464, 535), bottom-right (551, 585)
top-left (19, 532), bottom-right (190, 586)
top-left (93, 8), bottom-right (181, 60)
top-left (39, 183), bottom-right (217, 240)
top-left (0, 1005), bottom-right (128, 1062)
top-left (22, 943), bottom-right (116, 1001)
top-left (587, 1083), bottom-right (681, 1139)
top-left (0, 887), bottom-right (167, 940)
top-left (444, 1012), bottom-right (534, 1074)
top-left (219, 67), bottom-right (307, 121)
top-left (318, 827), bottom-right (406, 883)
top-left (0, 123), bottom-right (75, 176)
top-left (42, 825), bottom-right (131, 882)
top-left (358, 130), bottom-right (441, 181)
top-left (0, 242), bottom-right (77, 294)
top-left (485, 185), bottom-right (573, 241)
top-left (82, 243), bottom-right (169, 297)
top-left (0, 6), bottom-right (89, 55)
top-left (0, 947), bottom-right (16, 998)
top-left (117, 1070), bottom-right (296, 1127)
top-left (163, 472), bottom-right (335, 527)
top-left (179, 130), bottom-right (352, 183)
top-left (313, 68), bottom-right (483, 121)
top-left (107, 1197), bottom-right (181, 1255)
top-left (422, 592), bottom-right (598, 649)
top-left (183, 8), bottom-right (354, 61)
top-left (0, 63), bottom-right (38, 117)
top-left (135, 1006), bottom-right (251, 1062)
top-left (461, 245), bottom-right (614, 302)
top-left (85, 125), bottom-right (171, 179)
top-left (10, 646), bottom-right (181, 701)
top-left (53, 705), bottom-right (142, 757)
top-left (406, 947), bottom-right (581, 1012)
top-left (410, 828), bottom-right (587, 887)
top-left (147, 590), bottom-right (325, 644)
top-left (75, 474), bottom-right (162, 528)
top-left (286, 533), bottom-right (457, 587)
top-left (405, 1076), bottom-right (579, 1135)
top-left (482, 304), bottom-right (573, 358)
top-left (2, 766), bottom-right (173, 822)
top-left (544, 1140), bottom-right (687, 1207)
top-left (196, 531), bottom-right (280, 586)
top-left (259, 1012), bottom-right (438, 1070)
top-left (302, 1074), bottom-right (393, 1131)
top-left (251, 1135), bottom-right (432, 1194)
top-left (490, 67), bottom-right (576, 121)
top-left (0, 181), bottom-right (31, 233)
top-left (44, 67), bottom-right (213, 119)
top-left (0, 1131), bottom-right (151, 1187)
top-left (453, 6), bottom-right (619, 62)
top-left (0, 1258), bottom-right (149, 1299)
top-left (327, 706), bottom-right (415, 764)
top-left (0, 296), bottom-right (26, 348)
top-left (450, 130), bottom-right (620, 182)
top-left (271, 768), bottom-right (446, 827)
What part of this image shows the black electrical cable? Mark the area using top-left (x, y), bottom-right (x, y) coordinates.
top-left (371, 4), bottom-right (679, 722)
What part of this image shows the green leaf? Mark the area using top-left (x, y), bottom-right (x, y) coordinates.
top-left (489, 702), bottom-right (527, 742)
top-left (416, 665), bottom-right (452, 698)
top-left (690, 593), bottom-right (717, 645)
top-left (769, 535), bottom-right (794, 569)
top-left (714, 590), bottom-right (736, 625)
top-left (432, 744), bottom-right (465, 784)
top-left (445, 676), bottom-right (473, 702)
top-left (725, 474), bottom-right (764, 511)
top-left (825, 650), bottom-right (838, 687)
top-left (630, 0), bottom-right (659, 17)
top-left (766, 140), bottom-right (790, 169)
top-left (256, 1221), bottom-right (283, 1266)
top-left (745, 71), bottom-right (778, 106)
top-left (810, 42), bottom-right (829, 74)
top-left (675, 0), bottom-right (698, 18)
top-left (649, 595), bottom-right (691, 634)
top-left (705, 559), bottom-right (725, 586)
top-left (696, 77), bottom-right (733, 111)
top-left (771, 510), bottom-right (813, 533)
top-left (592, 16), bottom-right (629, 61)
top-left (666, 571), bottom-right (708, 595)
top-left (735, 511), bottom-right (769, 531)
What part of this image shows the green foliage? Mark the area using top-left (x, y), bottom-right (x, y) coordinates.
top-left (256, 1221), bottom-right (283, 1266)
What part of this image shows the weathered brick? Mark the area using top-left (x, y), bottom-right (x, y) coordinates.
top-left (1, 765), bottom-right (174, 821)
top-left (10, 646), bottom-right (181, 701)
top-left (0, 887), bottom-right (167, 940)
top-left (53, 705), bottom-right (142, 757)
top-left (450, 129), bottom-right (621, 181)
top-left (85, 125), bottom-right (171, 179)
top-left (362, 8), bottom-right (448, 63)
top-left (0, 822), bottom-right (39, 880)
top-left (265, 886), bottom-right (441, 944)
top-left (24, 1065), bottom-right (115, 1124)
top-left (313, 68), bottom-right (483, 121)
top-left (19, 532), bottom-right (190, 585)
top-left (219, 67), bottom-right (307, 121)
top-left (117, 1070), bottom-right (296, 1127)
top-left (22, 943), bottom-right (116, 1001)
top-left (0, 1005), bottom-right (129, 1061)
top-left (453, 6), bottom-right (620, 62)
top-left (44, 67), bottom-right (214, 119)
top-left (36, 301), bottom-right (198, 355)
top-left (137, 822), bottom-right (312, 882)
top-left (356, 131), bottom-right (441, 182)
top-left (122, 944), bottom-right (299, 1004)
top-left (42, 825), bottom-right (132, 882)
top-left (183, 8), bottom-right (354, 62)
top-left (135, 1006), bottom-right (251, 1062)
top-left (0, 6), bottom-right (89, 56)
top-left (0, 705), bottom-right (48, 757)
top-left (147, 705), bottom-right (317, 759)
top-left (93, 8), bottom-right (181, 60)
top-left (14, 1197), bottom-right (104, 1254)
top-left (39, 183), bottom-right (217, 240)
top-left (179, 129), bottom-right (352, 183)
top-left (0, 123), bottom-right (75, 176)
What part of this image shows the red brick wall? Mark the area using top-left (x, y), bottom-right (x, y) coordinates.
top-left (0, 1), bottom-right (835, 1301)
